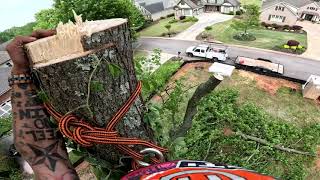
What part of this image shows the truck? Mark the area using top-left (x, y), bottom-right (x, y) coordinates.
top-left (186, 44), bottom-right (228, 61)
top-left (235, 56), bottom-right (284, 75)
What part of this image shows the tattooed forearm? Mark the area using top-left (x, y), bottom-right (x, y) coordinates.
top-left (12, 82), bottom-right (79, 180)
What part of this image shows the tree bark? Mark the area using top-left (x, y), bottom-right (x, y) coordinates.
top-left (27, 20), bottom-right (155, 164)
top-left (170, 75), bottom-right (223, 140)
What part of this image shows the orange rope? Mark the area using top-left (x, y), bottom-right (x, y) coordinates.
top-left (44, 81), bottom-right (167, 168)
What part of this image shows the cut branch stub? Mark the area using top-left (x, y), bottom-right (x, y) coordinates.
top-left (25, 18), bottom-right (155, 163)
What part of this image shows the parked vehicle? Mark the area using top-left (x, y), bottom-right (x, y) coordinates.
top-left (235, 56), bottom-right (284, 75)
top-left (186, 44), bottom-right (228, 61)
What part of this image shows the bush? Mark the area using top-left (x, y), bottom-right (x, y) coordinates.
top-left (233, 32), bottom-right (256, 41)
top-left (169, 19), bottom-right (178, 24)
top-left (236, 10), bottom-right (243, 15)
top-left (287, 40), bottom-right (300, 46)
top-left (261, 22), bottom-right (267, 27)
top-left (283, 25), bottom-right (290, 29)
top-left (205, 26), bottom-right (212, 31)
top-left (200, 32), bottom-right (209, 39)
top-left (292, 25), bottom-right (303, 31)
top-left (228, 11), bottom-right (234, 15)
top-left (182, 16), bottom-right (198, 23)
top-left (179, 16), bottom-right (186, 20)
top-left (161, 32), bottom-right (167, 37)
top-left (283, 44), bottom-right (290, 49)
top-left (291, 46), bottom-right (297, 50)
top-left (166, 13), bottom-right (174, 18)
top-left (160, 16), bottom-right (166, 19)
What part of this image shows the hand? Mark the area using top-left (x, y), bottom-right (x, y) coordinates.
top-left (6, 30), bottom-right (55, 74)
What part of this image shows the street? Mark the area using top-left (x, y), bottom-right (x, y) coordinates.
top-left (137, 37), bottom-right (320, 81)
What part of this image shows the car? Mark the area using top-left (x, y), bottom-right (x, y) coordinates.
top-left (186, 44), bottom-right (228, 61)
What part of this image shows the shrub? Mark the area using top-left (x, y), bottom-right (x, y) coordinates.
top-left (160, 16), bottom-right (166, 19)
top-left (166, 13), bottom-right (174, 18)
top-left (271, 23), bottom-right (279, 28)
top-left (291, 46), bottom-right (297, 50)
top-left (169, 19), bottom-right (178, 24)
top-left (200, 32), bottom-right (209, 39)
top-left (261, 22), bottom-right (267, 27)
top-left (233, 32), bottom-right (256, 41)
top-left (205, 26), bottom-right (212, 31)
top-left (292, 25), bottom-right (303, 31)
top-left (161, 32), bottom-right (167, 37)
top-left (283, 44), bottom-right (290, 49)
top-left (297, 45), bottom-right (303, 49)
top-left (283, 25), bottom-right (290, 29)
top-left (228, 11), bottom-right (234, 15)
top-left (179, 16), bottom-right (186, 20)
top-left (182, 16), bottom-right (198, 22)
top-left (236, 10), bottom-right (243, 15)
top-left (287, 40), bottom-right (300, 46)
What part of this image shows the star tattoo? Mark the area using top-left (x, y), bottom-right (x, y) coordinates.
top-left (27, 141), bottom-right (66, 171)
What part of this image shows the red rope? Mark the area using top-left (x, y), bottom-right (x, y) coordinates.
top-left (44, 81), bottom-right (167, 168)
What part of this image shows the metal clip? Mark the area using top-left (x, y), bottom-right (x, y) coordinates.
top-left (136, 148), bottom-right (164, 167)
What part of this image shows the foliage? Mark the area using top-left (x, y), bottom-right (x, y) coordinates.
top-left (168, 19), bottom-right (178, 24)
top-left (182, 16), bottom-right (198, 23)
top-left (292, 25), bottom-right (303, 31)
top-left (287, 40), bottom-right (300, 46)
top-left (34, 0), bottom-right (145, 31)
top-left (231, 5), bottom-right (260, 34)
top-left (178, 89), bottom-right (320, 179)
top-left (205, 26), bottom-right (213, 31)
top-left (164, 24), bottom-right (172, 35)
top-left (273, 44), bottom-right (306, 54)
top-left (233, 32), bottom-right (256, 41)
top-left (135, 49), bottom-right (182, 99)
top-left (0, 22), bottom-right (36, 42)
top-left (0, 115), bottom-right (12, 138)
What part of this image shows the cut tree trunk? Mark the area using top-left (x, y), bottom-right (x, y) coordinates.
top-left (25, 18), bottom-right (155, 164)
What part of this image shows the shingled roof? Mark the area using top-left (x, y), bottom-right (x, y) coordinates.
top-left (0, 67), bottom-right (10, 96)
top-left (262, 0), bottom-right (319, 9)
top-left (0, 51), bottom-right (10, 65)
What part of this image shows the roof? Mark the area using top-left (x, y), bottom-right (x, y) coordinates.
top-left (143, 2), bottom-right (165, 14)
top-left (0, 41), bottom-right (10, 51)
top-left (225, 0), bottom-right (240, 7)
top-left (262, 0), bottom-right (317, 9)
top-left (0, 51), bottom-right (10, 65)
top-left (177, 0), bottom-right (201, 9)
top-left (0, 67), bottom-right (10, 96)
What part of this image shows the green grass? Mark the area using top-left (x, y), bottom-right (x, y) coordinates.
top-left (207, 20), bottom-right (307, 50)
top-left (240, 0), bottom-right (262, 6)
top-left (138, 17), bottom-right (195, 37)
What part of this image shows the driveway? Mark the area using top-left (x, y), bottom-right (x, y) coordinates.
top-left (296, 21), bottom-right (320, 60)
top-left (173, 13), bottom-right (233, 41)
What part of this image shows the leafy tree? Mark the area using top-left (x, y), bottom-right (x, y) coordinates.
top-left (164, 24), bottom-right (172, 37)
top-left (0, 22), bottom-right (36, 42)
top-left (231, 4), bottom-right (260, 34)
top-left (35, 0), bottom-right (145, 31)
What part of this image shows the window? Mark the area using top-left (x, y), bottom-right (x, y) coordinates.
top-left (269, 15), bottom-right (286, 22)
top-left (201, 49), bottom-right (205, 53)
top-left (275, 6), bottom-right (284, 11)
top-left (195, 49), bottom-right (200, 52)
top-left (181, 1), bottom-right (185, 5)
top-left (308, 7), bottom-right (317, 11)
top-left (0, 100), bottom-right (12, 117)
top-left (5, 62), bottom-right (12, 67)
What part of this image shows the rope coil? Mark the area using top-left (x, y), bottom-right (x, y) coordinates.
top-left (44, 81), bottom-right (167, 168)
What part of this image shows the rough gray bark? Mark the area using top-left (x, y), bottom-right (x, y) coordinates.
top-left (171, 75), bottom-right (223, 140)
top-left (30, 22), bottom-right (155, 163)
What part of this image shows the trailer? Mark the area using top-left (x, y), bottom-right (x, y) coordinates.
top-left (235, 56), bottom-right (284, 75)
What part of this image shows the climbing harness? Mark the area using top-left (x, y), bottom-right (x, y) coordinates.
top-left (44, 81), bottom-right (168, 169)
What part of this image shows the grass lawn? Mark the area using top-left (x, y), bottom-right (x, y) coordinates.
top-left (240, 0), bottom-right (262, 6)
top-left (138, 17), bottom-right (195, 37)
top-left (206, 20), bottom-right (307, 50)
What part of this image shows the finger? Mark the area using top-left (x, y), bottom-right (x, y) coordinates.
top-left (6, 36), bottom-right (36, 52)
top-left (31, 29), bottom-right (56, 38)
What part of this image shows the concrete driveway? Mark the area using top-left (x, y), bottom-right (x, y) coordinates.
top-left (296, 21), bottom-right (320, 60)
top-left (173, 13), bottom-right (233, 41)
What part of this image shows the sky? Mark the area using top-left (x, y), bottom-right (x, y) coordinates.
top-left (0, 0), bottom-right (53, 31)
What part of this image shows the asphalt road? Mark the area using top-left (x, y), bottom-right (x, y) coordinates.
top-left (137, 37), bottom-right (320, 81)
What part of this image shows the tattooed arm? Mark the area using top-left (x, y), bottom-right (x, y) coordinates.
top-left (7, 31), bottom-right (79, 180)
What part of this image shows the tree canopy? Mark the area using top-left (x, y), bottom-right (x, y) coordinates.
top-left (0, 22), bottom-right (36, 43)
top-left (34, 0), bottom-right (145, 31)
top-left (231, 4), bottom-right (260, 33)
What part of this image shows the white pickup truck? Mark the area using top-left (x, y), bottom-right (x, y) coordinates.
top-left (186, 44), bottom-right (228, 61)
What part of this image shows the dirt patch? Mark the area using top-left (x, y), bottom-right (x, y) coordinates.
top-left (238, 70), bottom-right (301, 95)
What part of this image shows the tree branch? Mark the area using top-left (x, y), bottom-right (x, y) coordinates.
top-left (234, 131), bottom-right (316, 157)
top-left (170, 75), bottom-right (223, 140)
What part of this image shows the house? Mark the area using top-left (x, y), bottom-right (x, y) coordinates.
top-left (0, 51), bottom-right (12, 68)
top-left (174, 0), bottom-right (204, 19)
top-left (0, 67), bottom-right (11, 117)
top-left (134, 0), bottom-right (177, 20)
top-left (261, 0), bottom-right (320, 26)
top-left (203, 0), bottom-right (241, 14)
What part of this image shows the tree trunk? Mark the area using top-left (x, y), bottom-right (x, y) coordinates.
top-left (26, 19), bottom-right (155, 164)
